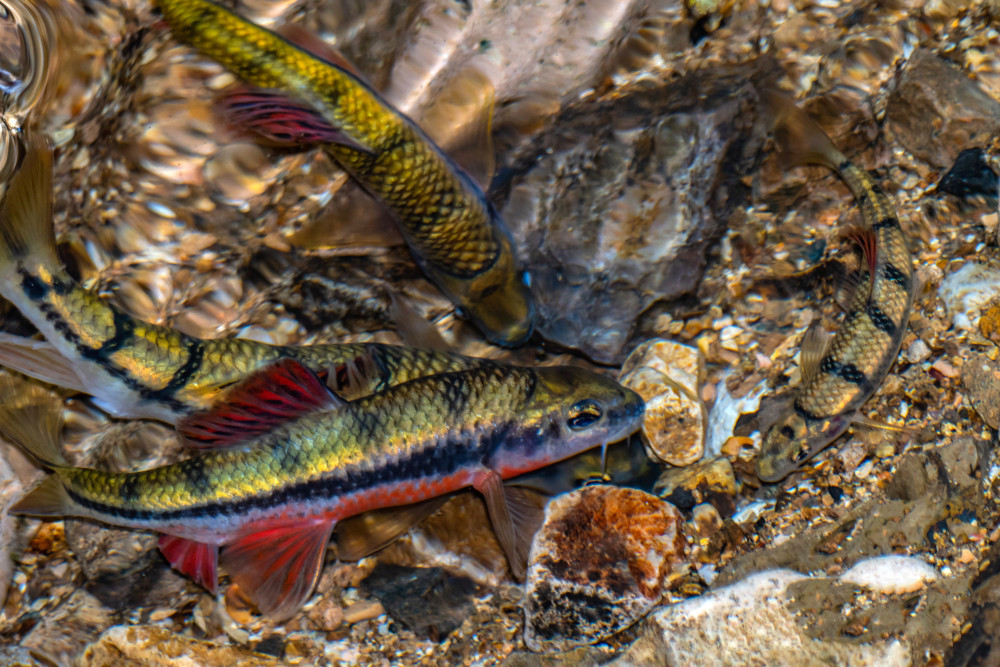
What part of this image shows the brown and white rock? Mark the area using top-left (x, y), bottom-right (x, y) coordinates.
top-left (619, 339), bottom-right (706, 466)
top-left (523, 485), bottom-right (688, 653)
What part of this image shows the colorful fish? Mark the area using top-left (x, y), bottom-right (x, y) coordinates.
top-left (755, 93), bottom-right (916, 482)
top-left (5, 357), bottom-right (643, 618)
top-left (154, 0), bottom-right (536, 347)
top-left (0, 135), bottom-right (490, 424)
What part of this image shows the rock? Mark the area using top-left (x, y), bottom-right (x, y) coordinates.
top-left (705, 373), bottom-right (766, 459)
top-left (619, 339), bottom-right (706, 466)
top-left (939, 263), bottom-right (1000, 333)
top-left (839, 555), bottom-right (939, 594)
top-left (937, 147), bottom-right (998, 200)
top-left (20, 589), bottom-right (114, 665)
top-left (887, 49), bottom-right (1000, 169)
top-left (523, 486), bottom-right (688, 653)
top-left (499, 65), bottom-right (765, 362)
top-left (653, 457), bottom-right (737, 518)
top-left (961, 351), bottom-right (1000, 429)
top-left (360, 563), bottom-right (485, 640)
top-left (613, 570), bottom-right (911, 667)
top-left (79, 625), bottom-right (281, 666)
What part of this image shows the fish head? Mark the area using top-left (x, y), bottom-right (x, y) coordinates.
top-left (756, 409), bottom-right (852, 482)
top-left (489, 366), bottom-right (644, 478)
top-left (435, 229), bottom-right (536, 347)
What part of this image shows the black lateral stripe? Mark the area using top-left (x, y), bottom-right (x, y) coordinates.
top-left (882, 262), bottom-right (909, 288)
top-left (93, 311), bottom-right (135, 357)
top-left (819, 356), bottom-right (872, 389)
top-left (143, 339), bottom-right (205, 402)
top-left (873, 216), bottom-right (899, 231)
top-left (867, 303), bottom-right (897, 335)
top-left (65, 431), bottom-right (489, 523)
top-left (18, 266), bottom-right (48, 300)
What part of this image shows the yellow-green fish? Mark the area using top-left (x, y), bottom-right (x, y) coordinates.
top-left (755, 93), bottom-right (915, 482)
top-left (5, 358), bottom-right (643, 618)
top-left (154, 0), bottom-right (536, 346)
top-left (0, 135), bottom-right (487, 424)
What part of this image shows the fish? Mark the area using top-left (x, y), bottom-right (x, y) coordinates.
top-left (4, 358), bottom-right (644, 619)
top-left (154, 0), bottom-right (536, 347)
top-left (754, 92), bottom-right (916, 483)
top-left (0, 134), bottom-right (489, 424)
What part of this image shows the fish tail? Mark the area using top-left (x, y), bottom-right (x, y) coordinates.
top-left (0, 133), bottom-right (59, 273)
top-left (760, 89), bottom-right (847, 172)
top-left (0, 374), bottom-right (68, 469)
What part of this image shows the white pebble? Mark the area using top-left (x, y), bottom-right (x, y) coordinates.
top-left (839, 555), bottom-right (939, 594)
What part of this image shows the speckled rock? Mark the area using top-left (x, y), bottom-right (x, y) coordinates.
top-left (619, 339), bottom-right (706, 466)
top-left (523, 485), bottom-right (688, 653)
top-left (839, 555), bottom-right (939, 594)
top-left (613, 570), bottom-right (911, 667)
top-left (20, 589), bottom-right (114, 665)
top-left (887, 49), bottom-right (1000, 169)
top-left (500, 65), bottom-right (765, 363)
top-left (940, 263), bottom-right (1000, 334)
top-left (961, 351), bottom-right (1000, 429)
top-left (79, 625), bottom-right (281, 666)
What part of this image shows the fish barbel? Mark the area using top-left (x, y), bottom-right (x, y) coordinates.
top-left (154, 0), bottom-right (536, 347)
top-left (755, 92), bottom-right (916, 482)
top-left (0, 135), bottom-right (491, 424)
top-left (5, 359), bottom-right (644, 618)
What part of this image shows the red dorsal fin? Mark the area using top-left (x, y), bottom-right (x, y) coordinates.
top-left (845, 225), bottom-right (878, 277)
top-left (221, 517), bottom-right (335, 620)
top-left (217, 87), bottom-right (374, 154)
top-left (179, 359), bottom-right (343, 448)
top-left (159, 534), bottom-right (219, 594)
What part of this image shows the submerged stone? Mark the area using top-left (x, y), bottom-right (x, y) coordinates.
top-left (619, 339), bottom-right (706, 466)
top-left (654, 456), bottom-right (738, 518)
top-left (523, 485), bottom-right (687, 653)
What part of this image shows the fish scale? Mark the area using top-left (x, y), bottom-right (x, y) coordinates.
top-left (756, 94), bottom-right (915, 482)
top-left (155, 0), bottom-right (535, 346)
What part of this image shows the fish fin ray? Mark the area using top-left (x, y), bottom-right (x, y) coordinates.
top-left (179, 359), bottom-right (342, 448)
top-left (334, 495), bottom-right (451, 561)
top-left (799, 325), bottom-right (833, 382)
top-left (0, 332), bottom-right (88, 393)
top-left (277, 24), bottom-right (368, 81)
top-left (0, 374), bottom-right (67, 467)
top-left (10, 475), bottom-right (69, 516)
top-left (386, 290), bottom-right (450, 352)
top-left (503, 486), bottom-right (547, 571)
top-left (845, 225), bottom-right (878, 280)
top-left (218, 88), bottom-right (373, 154)
top-left (222, 518), bottom-right (335, 620)
top-left (159, 534), bottom-right (219, 594)
top-left (475, 471), bottom-right (531, 580)
top-left (319, 347), bottom-right (389, 401)
top-left (0, 132), bottom-right (58, 267)
top-left (759, 89), bottom-right (846, 170)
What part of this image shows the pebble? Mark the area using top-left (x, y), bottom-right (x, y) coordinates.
top-left (961, 351), bottom-right (1000, 429)
top-left (905, 338), bottom-right (932, 363)
top-left (938, 263), bottom-right (1000, 333)
top-left (79, 625), bottom-right (280, 666)
top-left (653, 457), bottom-right (738, 517)
top-left (704, 373), bottom-right (766, 459)
top-left (839, 555), bottom-right (940, 594)
top-left (619, 339), bottom-right (706, 466)
top-left (612, 570), bottom-right (910, 666)
top-left (342, 599), bottom-right (385, 624)
top-left (523, 486), bottom-right (687, 653)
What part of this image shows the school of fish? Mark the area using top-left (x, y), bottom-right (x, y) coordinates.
top-left (0, 0), bottom-right (919, 626)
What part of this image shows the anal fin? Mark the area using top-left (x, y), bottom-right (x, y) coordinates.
top-left (10, 475), bottom-right (69, 516)
top-left (159, 534), bottom-right (219, 594)
top-left (221, 517), bottom-right (335, 620)
top-left (799, 324), bottom-right (833, 382)
top-left (334, 495), bottom-right (451, 561)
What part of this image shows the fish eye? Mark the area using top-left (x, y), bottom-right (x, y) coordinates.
top-left (567, 399), bottom-right (602, 430)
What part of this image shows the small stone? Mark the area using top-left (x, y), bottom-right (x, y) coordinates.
top-left (720, 435), bottom-right (752, 457)
top-left (962, 351), bottom-right (1000, 429)
top-left (342, 599), bottom-right (385, 624)
top-left (305, 597), bottom-right (344, 632)
top-left (654, 457), bottom-right (738, 517)
top-left (854, 459), bottom-right (874, 479)
top-left (620, 339), bottom-right (706, 466)
top-left (692, 503), bottom-right (723, 538)
top-left (524, 485), bottom-right (687, 653)
top-left (839, 555), bottom-right (939, 594)
top-left (905, 338), bottom-right (932, 364)
top-left (939, 263), bottom-right (1000, 333)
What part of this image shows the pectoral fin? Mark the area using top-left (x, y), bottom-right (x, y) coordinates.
top-left (221, 518), bottom-right (335, 620)
top-left (219, 88), bottom-right (374, 154)
top-left (475, 471), bottom-right (547, 580)
top-left (0, 332), bottom-right (88, 393)
top-left (334, 495), bottom-right (451, 561)
top-left (158, 534), bottom-right (219, 594)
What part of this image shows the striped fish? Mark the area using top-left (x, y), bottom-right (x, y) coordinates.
top-left (0, 135), bottom-right (488, 424)
top-left (755, 93), bottom-right (916, 483)
top-left (154, 0), bottom-right (536, 347)
top-left (5, 359), bottom-right (644, 618)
